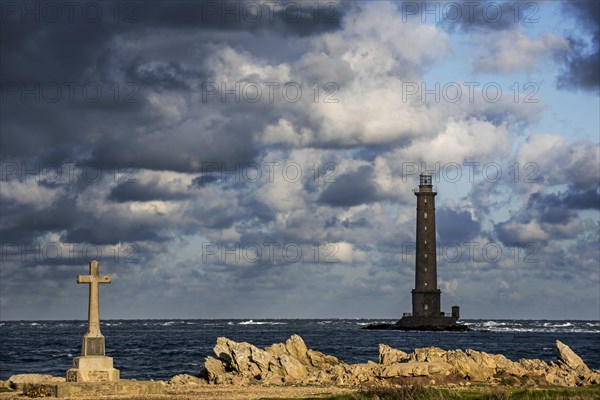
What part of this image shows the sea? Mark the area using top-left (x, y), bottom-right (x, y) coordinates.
top-left (1, 319), bottom-right (599, 381)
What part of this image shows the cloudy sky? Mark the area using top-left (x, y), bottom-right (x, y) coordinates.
top-left (1, 0), bottom-right (598, 320)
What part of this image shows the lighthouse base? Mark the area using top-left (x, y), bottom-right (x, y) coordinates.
top-left (364, 315), bottom-right (469, 331)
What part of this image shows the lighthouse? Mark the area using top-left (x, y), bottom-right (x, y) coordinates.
top-left (365, 172), bottom-right (468, 331)
top-left (412, 172), bottom-right (441, 318)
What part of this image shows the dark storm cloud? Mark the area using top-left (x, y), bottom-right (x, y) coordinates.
top-left (522, 189), bottom-right (600, 225)
top-left (563, 188), bottom-right (600, 209)
top-left (494, 188), bottom-right (597, 246)
top-left (318, 166), bottom-right (382, 207)
top-left (324, 216), bottom-right (371, 229)
top-left (87, 113), bottom-right (261, 173)
top-left (0, 195), bottom-right (77, 244)
top-left (437, 208), bottom-right (480, 243)
top-left (0, 0), bottom-right (345, 168)
top-left (0, 187), bottom-right (169, 246)
top-left (108, 178), bottom-right (192, 202)
top-left (494, 224), bottom-right (532, 248)
top-left (124, 58), bottom-right (205, 91)
top-left (138, 0), bottom-right (345, 35)
top-left (191, 174), bottom-right (221, 187)
top-left (63, 217), bottom-right (170, 244)
top-left (558, 0), bottom-right (600, 90)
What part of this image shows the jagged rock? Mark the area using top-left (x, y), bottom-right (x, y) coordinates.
top-left (494, 354), bottom-right (528, 377)
top-left (8, 374), bottom-right (65, 390)
top-left (518, 358), bottom-right (548, 376)
top-left (168, 374), bottom-right (205, 385)
top-left (581, 369), bottom-right (600, 385)
top-left (203, 335), bottom-right (329, 385)
top-left (250, 345), bottom-right (275, 372)
top-left (556, 340), bottom-right (588, 372)
top-left (285, 335), bottom-right (309, 363)
top-left (213, 337), bottom-right (276, 378)
top-left (203, 356), bottom-right (227, 382)
top-left (378, 344), bottom-right (409, 364)
top-left (411, 347), bottom-right (447, 363)
top-left (545, 364), bottom-right (578, 387)
top-left (344, 361), bottom-right (380, 384)
top-left (279, 354), bottom-right (308, 382)
top-left (308, 349), bottom-right (341, 368)
top-left (547, 341), bottom-right (600, 386)
top-left (265, 343), bottom-right (287, 358)
top-left (409, 348), bottom-right (494, 380)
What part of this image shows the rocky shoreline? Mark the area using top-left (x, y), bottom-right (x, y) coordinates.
top-left (2, 335), bottom-right (599, 397)
top-left (190, 335), bottom-right (599, 387)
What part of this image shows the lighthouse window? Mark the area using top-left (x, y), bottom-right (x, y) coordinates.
top-left (424, 226), bottom-right (427, 231)
top-left (424, 282), bottom-right (428, 286)
top-left (424, 240), bottom-right (427, 244)
top-left (424, 199), bottom-right (427, 203)
top-left (424, 268), bottom-right (427, 272)
top-left (424, 304), bottom-right (429, 310)
top-left (424, 212), bottom-right (427, 219)
top-left (424, 254), bottom-right (427, 259)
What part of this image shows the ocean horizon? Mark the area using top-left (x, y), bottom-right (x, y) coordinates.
top-left (1, 319), bottom-right (598, 381)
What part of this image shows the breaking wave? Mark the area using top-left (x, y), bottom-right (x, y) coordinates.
top-left (238, 320), bottom-right (287, 325)
top-left (468, 320), bottom-right (598, 333)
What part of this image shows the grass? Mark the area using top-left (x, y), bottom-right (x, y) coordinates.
top-left (262, 384), bottom-right (600, 400)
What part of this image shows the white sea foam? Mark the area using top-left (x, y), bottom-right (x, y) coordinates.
top-left (483, 321), bottom-right (506, 327)
top-left (53, 352), bottom-right (73, 358)
top-left (238, 320), bottom-right (286, 325)
top-left (467, 320), bottom-right (599, 334)
top-left (555, 322), bottom-right (573, 327)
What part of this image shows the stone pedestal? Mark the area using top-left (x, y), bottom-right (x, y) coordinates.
top-left (66, 356), bottom-right (120, 382)
top-left (23, 380), bottom-right (163, 398)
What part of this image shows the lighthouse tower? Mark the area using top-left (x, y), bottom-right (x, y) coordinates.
top-left (364, 171), bottom-right (467, 331)
top-left (412, 172), bottom-right (441, 317)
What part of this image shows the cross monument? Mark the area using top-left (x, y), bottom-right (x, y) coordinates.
top-left (78, 260), bottom-right (111, 355)
top-left (67, 260), bottom-right (120, 382)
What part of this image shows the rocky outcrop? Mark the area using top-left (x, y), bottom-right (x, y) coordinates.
top-left (548, 340), bottom-right (600, 386)
top-left (378, 344), bottom-right (409, 365)
top-left (557, 339), bottom-right (587, 371)
top-left (406, 346), bottom-right (529, 381)
top-left (196, 335), bottom-right (600, 387)
top-left (201, 335), bottom-right (342, 385)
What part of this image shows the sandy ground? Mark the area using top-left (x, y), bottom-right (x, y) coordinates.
top-left (0, 384), bottom-right (357, 400)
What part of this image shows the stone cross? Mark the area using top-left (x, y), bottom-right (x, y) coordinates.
top-left (77, 260), bottom-right (111, 356)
